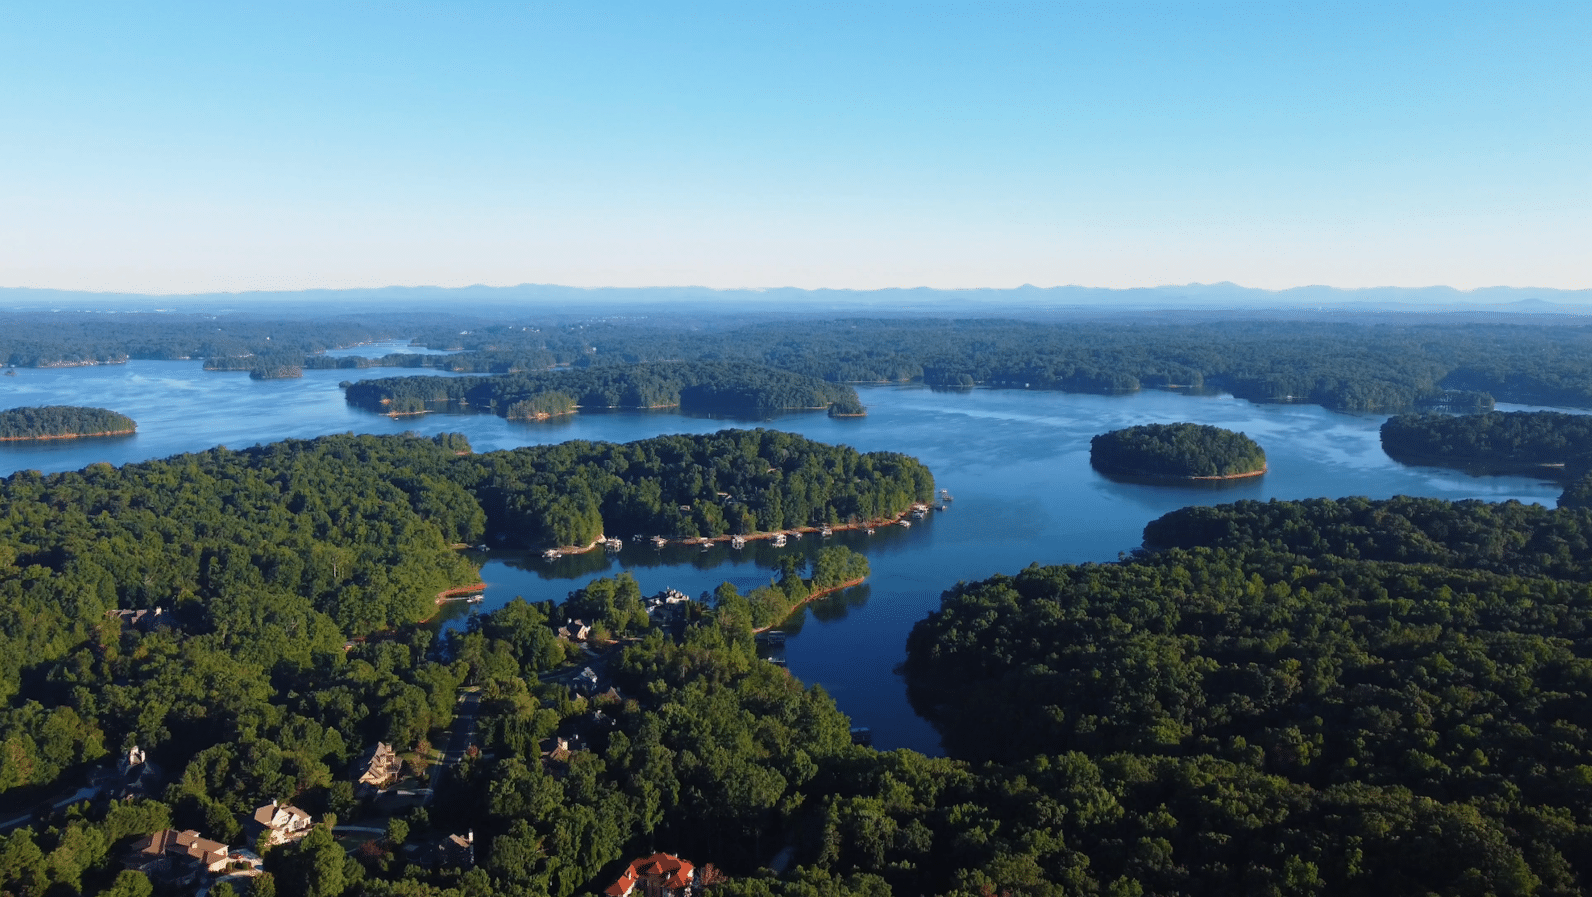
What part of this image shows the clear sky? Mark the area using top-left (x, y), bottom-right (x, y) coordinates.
top-left (1, 1), bottom-right (1587, 294)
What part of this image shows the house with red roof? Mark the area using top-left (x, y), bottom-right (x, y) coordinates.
top-left (604, 852), bottom-right (695, 897)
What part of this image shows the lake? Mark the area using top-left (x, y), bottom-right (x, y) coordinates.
top-left (0, 359), bottom-right (1569, 754)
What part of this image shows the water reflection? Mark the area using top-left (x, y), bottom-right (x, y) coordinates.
top-left (804, 583), bottom-right (871, 626)
top-left (1089, 468), bottom-right (1268, 491)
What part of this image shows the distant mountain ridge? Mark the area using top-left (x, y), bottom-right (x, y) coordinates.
top-left (1, 282), bottom-right (1588, 318)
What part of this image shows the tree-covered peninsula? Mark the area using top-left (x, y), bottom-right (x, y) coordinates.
top-left (0, 430), bottom-right (933, 897)
top-left (0, 405), bottom-right (137, 440)
top-left (0, 427), bottom-right (925, 705)
top-left (461, 428), bottom-right (930, 547)
top-left (1381, 409), bottom-right (1592, 474)
top-left (1089, 422), bottom-right (1266, 479)
top-left (343, 361), bottom-right (867, 419)
top-left (901, 494), bottom-right (1592, 895)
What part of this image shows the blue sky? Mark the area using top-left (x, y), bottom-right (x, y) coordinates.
top-left (1, 1), bottom-right (1586, 293)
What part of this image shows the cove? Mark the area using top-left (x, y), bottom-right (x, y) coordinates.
top-left (0, 362), bottom-right (1570, 754)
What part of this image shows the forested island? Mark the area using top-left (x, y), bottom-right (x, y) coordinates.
top-left (0, 406), bottom-right (137, 441)
top-left (343, 362), bottom-right (868, 420)
top-left (901, 494), bottom-right (1592, 894)
top-left (1381, 409), bottom-right (1592, 475)
top-left (1090, 422), bottom-right (1266, 479)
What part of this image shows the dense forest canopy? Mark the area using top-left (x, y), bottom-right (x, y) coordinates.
top-left (9, 311), bottom-right (1592, 412)
top-left (1562, 472), bottom-right (1592, 510)
top-left (902, 494), bottom-right (1592, 895)
top-left (0, 406), bottom-right (137, 440)
top-left (403, 317), bottom-right (1592, 411)
top-left (3, 435), bottom-right (1591, 894)
top-left (343, 362), bottom-right (866, 420)
top-left (0, 429), bottom-right (932, 897)
top-left (1089, 422), bottom-right (1266, 478)
top-left (14, 304), bottom-right (1592, 895)
top-left (0, 313), bottom-right (402, 367)
top-left (1381, 410), bottom-right (1592, 476)
top-left (457, 429), bottom-right (932, 548)
top-left (1144, 494), bottom-right (1592, 579)
top-left (0, 428), bottom-right (929, 709)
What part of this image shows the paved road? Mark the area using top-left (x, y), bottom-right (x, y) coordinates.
top-left (427, 689), bottom-right (482, 801)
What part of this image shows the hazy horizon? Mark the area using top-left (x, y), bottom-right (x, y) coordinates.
top-left (4, 280), bottom-right (1589, 302)
top-left (5, 281), bottom-right (1591, 322)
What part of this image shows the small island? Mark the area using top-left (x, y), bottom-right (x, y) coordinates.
top-left (0, 405), bottom-right (137, 441)
top-left (1090, 422), bottom-right (1267, 479)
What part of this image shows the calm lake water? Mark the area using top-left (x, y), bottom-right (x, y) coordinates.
top-left (0, 358), bottom-right (1570, 754)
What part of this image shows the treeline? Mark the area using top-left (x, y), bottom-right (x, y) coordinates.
top-left (899, 495), bottom-right (1592, 894)
top-left (0, 406), bottom-right (136, 440)
top-left (343, 362), bottom-right (866, 419)
top-left (1089, 422), bottom-right (1266, 478)
top-left (0, 313), bottom-right (401, 367)
top-left (12, 311), bottom-right (1592, 413)
top-left (402, 317), bottom-right (1592, 412)
top-left (1562, 472), bottom-right (1592, 510)
top-left (1144, 494), bottom-right (1592, 580)
top-left (1381, 410), bottom-right (1592, 475)
top-left (202, 354), bottom-right (306, 380)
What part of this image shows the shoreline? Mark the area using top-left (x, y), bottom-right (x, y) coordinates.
top-left (1189, 466), bottom-right (1268, 481)
top-left (0, 428), bottom-right (136, 442)
top-left (544, 510), bottom-right (924, 554)
top-left (755, 577), bottom-right (867, 634)
top-left (371, 400), bottom-right (857, 421)
top-left (1093, 463), bottom-right (1267, 482)
top-left (434, 583), bottom-right (487, 605)
top-left (1381, 447), bottom-right (1579, 476)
